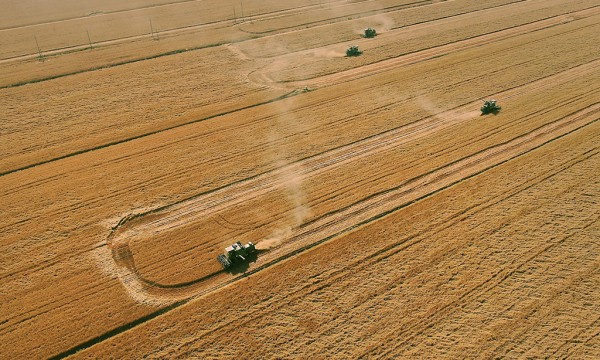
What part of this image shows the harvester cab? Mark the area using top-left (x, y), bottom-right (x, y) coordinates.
top-left (481, 99), bottom-right (501, 115)
top-left (217, 241), bottom-right (257, 270)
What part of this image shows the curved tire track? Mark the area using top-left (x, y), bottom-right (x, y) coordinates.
top-left (105, 101), bottom-right (599, 302)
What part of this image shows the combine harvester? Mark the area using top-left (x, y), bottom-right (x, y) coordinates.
top-left (481, 99), bottom-right (501, 115)
top-left (364, 27), bottom-right (377, 38)
top-left (346, 45), bottom-right (362, 57)
top-left (217, 241), bottom-right (257, 270)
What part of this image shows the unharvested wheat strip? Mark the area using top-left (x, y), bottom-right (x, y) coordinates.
top-left (110, 60), bottom-right (600, 246)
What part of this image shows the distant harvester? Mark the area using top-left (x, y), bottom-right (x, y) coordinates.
top-left (346, 45), bottom-right (362, 57)
top-left (364, 27), bottom-right (377, 38)
top-left (481, 99), bottom-right (502, 115)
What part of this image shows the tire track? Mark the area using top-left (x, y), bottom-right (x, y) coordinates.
top-left (105, 102), bottom-right (599, 302)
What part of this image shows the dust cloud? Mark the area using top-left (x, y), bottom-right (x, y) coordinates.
top-left (345, 0), bottom-right (395, 36)
top-left (308, 48), bottom-right (345, 58)
top-left (417, 94), bottom-right (481, 122)
top-left (257, 98), bottom-right (312, 250)
top-left (252, 1), bottom-right (397, 250)
top-left (352, 13), bottom-right (395, 35)
top-left (256, 227), bottom-right (293, 250)
top-left (416, 95), bottom-right (444, 121)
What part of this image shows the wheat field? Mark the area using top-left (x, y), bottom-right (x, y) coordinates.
top-left (1, 0), bottom-right (598, 358)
